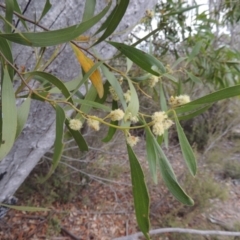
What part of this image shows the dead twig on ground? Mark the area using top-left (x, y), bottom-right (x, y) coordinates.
top-left (113, 228), bottom-right (240, 240)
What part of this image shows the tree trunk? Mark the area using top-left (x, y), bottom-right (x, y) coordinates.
top-left (0, 0), bottom-right (157, 206)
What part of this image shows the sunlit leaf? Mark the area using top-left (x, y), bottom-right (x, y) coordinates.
top-left (127, 144), bottom-right (150, 240)
top-left (0, 67), bottom-right (17, 161)
top-left (71, 44), bottom-right (104, 98)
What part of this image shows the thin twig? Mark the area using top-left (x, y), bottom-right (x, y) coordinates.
top-left (60, 225), bottom-right (81, 240)
top-left (0, 3), bottom-right (48, 31)
top-left (113, 228), bottom-right (240, 240)
top-left (14, 0), bottom-right (33, 30)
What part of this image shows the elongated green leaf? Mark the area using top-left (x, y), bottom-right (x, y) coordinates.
top-left (186, 71), bottom-right (201, 83)
top-left (39, 0), bottom-right (52, 22)
top-left (0, 38), bottom-right (14, 79)
top-left (27, 71), bottom-right (73, 104)
top-left (126, 58), bottom-right (133, 73)
top-left (0, 3), bottom-right (111, 47)
top-left (95, 81), bottom-right (111, 104)
top-left (13, 0), bottom-right (28, 29)
top-left (157, 146), bottom-right (194, 205)
top-left (82, 0), bottom-right (96, 21)
top-left (127, 144), bottom-right (150, 240)
top-left (163, 73), bottom-right (178, 84)
top-left (50, 75), bottom-right (83, 93)
top-left (0, 67), bottom-right (17, 161)
top-left (150, 132), bottom-right (194, 205)
top-left (101, 65), bottom-right (127, 110)
top-left (79, 85), bottom-right (98, 121)
top-left (5, 0), bottom-right (14, 33)
top-left (65, 119), bottom-right (88, 151)
top-left (174, 114), bottom-right (197, 176)
top-left (94, 1), bottom-right (117, 35)
top-left (188, 41), bottom-right (202, 60)
top-left (159, 82), bottom-right (169, 148)
top-left (30, 91), bottom-right (49, 102)
top-left (16, 98), bottom-right (31, 139)
top-left (0, 204), bottom-right (50, 212)
top-left (177, 104), bottom-right (211, 121)
top-left (172, 57), bottom-right (187, 69)
top-left (187, 85), bottom-right (240, 105)
top-left (174, 104), bottom-right (205, 115)
top-left (145, 128), bottom-right (158, 184)
top-left (93, 0), bottom-right (129, 46)
top-left (102, 100), bottom-right (118, 142)
top-left (108, 41), bottom-right (165, 76)
top-left (74, 99), bottom-right (111, 112)
top-left (41, 105), bottom-right (65, 182)
top-left (125, 76), bottom-right (139, 119)
top-left (131, 73), bottom-right (151, 82)
top-left (164, 5), bottom-right (201, 17)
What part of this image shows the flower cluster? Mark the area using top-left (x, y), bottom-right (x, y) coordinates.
top-left (126, 134), bottom-right (140, 147)
top-left (87, 116), bottom-right (100, 131)
top-left (145, 9), bottom-right (154, 18)
top-left (123, 90), bottom-right (131, 103)
top-left (124, 112), bottom-right (139, 123)
top-left (148, 75), bottom-right (159, 88)
top-left (151, 111), bottom-right (173, 136)
top-left (69, 119), bottom-right (82, 131)
top-left (169, 95), bottom-right (190, 107)
top-left (109, 109), bottom-right (124, 121)
top-left (109, 86), bottom-right (119, 101)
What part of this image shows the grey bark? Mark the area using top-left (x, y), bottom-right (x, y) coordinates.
top-left (0, 0), bottom-right (157, 204)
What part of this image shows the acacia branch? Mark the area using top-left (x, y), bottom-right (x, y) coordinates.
top-left (113, 228), bottom-right (240, 240)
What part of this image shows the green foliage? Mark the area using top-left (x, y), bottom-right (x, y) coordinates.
top-left (1, 0), bottom-right (240, 237)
